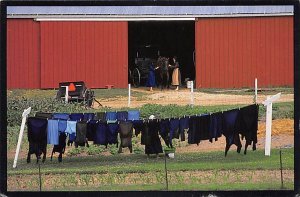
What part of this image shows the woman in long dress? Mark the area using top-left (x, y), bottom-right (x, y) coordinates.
top-left (146, 62), bottom-right (156, 91)
top-left (171, 56), bottom-right (181, 91)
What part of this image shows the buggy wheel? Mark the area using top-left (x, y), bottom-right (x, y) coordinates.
top-left (132, 67), bottom-right (141, 88)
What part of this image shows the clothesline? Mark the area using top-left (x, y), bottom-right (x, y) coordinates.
top-left (26, 104), bottom-right (259, 163)
top-left (34, 104), bottom-right (255, 122)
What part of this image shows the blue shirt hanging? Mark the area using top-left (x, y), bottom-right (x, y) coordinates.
top-left (47, 119), bottom-right (59, 145)
top-left (128, 110), bottom-right (140, 121)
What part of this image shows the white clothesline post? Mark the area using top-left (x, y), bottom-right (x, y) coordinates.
top-left (262, 93), bottom-right (281, 156)
top-left (255, 78), bottom-right (258, 104)
top-left (128, 84), bottom-right (131, 107)
top-left (190, 81), bottom-right (194, 107)
top-left (61, 85), bottom-right (69, 103)
top-left (13, 107), bottom-right (32, 168)
top-left (65, 86), bottom-right (69, 103)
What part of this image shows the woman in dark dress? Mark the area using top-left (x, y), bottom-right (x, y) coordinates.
top-left (146, 62), bottom-right (157, 91)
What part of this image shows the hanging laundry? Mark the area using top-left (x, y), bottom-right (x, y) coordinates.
top-left (58, 120), bottom-right (67, 133)
top-left (128, 110), bottom-right (140, 121)
top-left (188, 115), bottom-right (200, 145)
top-left (47, 119), bottom-right (59, 145)
top-left (65, 120), bottom-right (77, 143)
top-left (144, 120), bottom-right (163, 155)
top-left (132, 119), bottom-right (144, 136)
top-left (117, 111), bottom-right (128, 121)
top-left (35, 112), bottom-right (53, 119)
top-left (105, 112), bottom-right (117, 121)
top-left (27, 117), bottom-right (48, 163)
top-left (209, 112), bottom-right (223, 143)
top-left (51, 132), bottom-right (67, 162)
top-left (83, 113), bottom-right (95, 121)
top-left (238, 104), bottom-right (259, 154)
top-left (159, 119), bottom-right (171, 147)
top-left (197, 114), bottom-right (211, 141)
top-left (94, 112), bottom-right (106, 121)
top-left (169, 118), bottom-right (180, 146)
top-left (52, 113), bottom-right (69, 120)
top-left (179, 117), bottom-right (189, 141)
top-left (86, 120), bottom-right (98, 141)
top-left (69, 113), bottom-right (84, 121)
top-left (118, 121), bottom-right (133, 153)
top-left (107, 123), bottom-right (119, 147)
top-left (222, 109), bottom-right (242, 156)
top-left (75, 121), bottom-right (88, 146)
top-left (94, 121), bottom-right (108, 147)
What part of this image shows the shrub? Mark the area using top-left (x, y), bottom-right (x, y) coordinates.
top-left (7, 97), bottom-right (84, 127)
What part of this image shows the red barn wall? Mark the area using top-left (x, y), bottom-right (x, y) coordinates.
top-left (40, 21), bottom-right (128, 89)
top-left (195, 16), bottom-right (293, 88)
top-left (7, 19), bottom-right (41, 89)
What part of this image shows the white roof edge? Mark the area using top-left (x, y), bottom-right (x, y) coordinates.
top-left (7, 12), bottom-right (294, 20)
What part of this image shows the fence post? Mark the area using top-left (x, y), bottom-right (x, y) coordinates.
top-left (13, 107), bottom-right (31, 168)
top-left (128, 84), bottom-right (131, 107)
top-left (190, 81), bottom-right (194, 107)
top-left (39, 163), bottom-right (42, 192)
top-left (262, 93), bottom-right (281, 156)
top-left (65, 86), bottom-right (69, 103)
top-left (255, 78), bottom-right (258, 104)
top-left (164, 154), bottom-right (169, 191)
top-left (280, 147), bottom-right (284, 189)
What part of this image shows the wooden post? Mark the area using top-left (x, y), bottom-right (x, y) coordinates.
top-left (13, 107), bottom-right (31, 168)
top-left (255, 78), bottom-right (258, 104)
top-left (190, 81), bottom-right (194, 107)
top-left (128, 84), bottom-right (131, 107)
top-left (262, 93), bottom-right (281, 156)
top-left (65, 86), bottom-right (69, 103)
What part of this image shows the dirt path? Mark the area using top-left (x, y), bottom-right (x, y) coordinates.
top-left (96, 88), bottom-right (293, 108)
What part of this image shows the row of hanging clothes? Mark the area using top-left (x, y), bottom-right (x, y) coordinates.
top-left (26, 104), bottom-right (259, 163)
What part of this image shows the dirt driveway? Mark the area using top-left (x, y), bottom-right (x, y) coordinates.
top-left (96, 87), bottom-right (293, 108)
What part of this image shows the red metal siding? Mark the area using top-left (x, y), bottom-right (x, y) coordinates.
top-left (40, 21), bottom-right (128, 89)
top-left (7, 19), bottom-right (40, 89)
top-left (195, 16), bottom-right (293, 88)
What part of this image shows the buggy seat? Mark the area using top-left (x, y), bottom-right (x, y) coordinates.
top-left (56, 81), bottom-right (87, 102)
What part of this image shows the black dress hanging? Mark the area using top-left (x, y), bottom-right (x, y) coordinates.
top-left (144, 120), bottom-right (163, 155)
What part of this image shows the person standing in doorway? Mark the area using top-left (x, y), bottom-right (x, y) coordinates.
top-left (146, 61), bottom-right (157, 91)
top-left (170, 56), bottom-right (181, 91)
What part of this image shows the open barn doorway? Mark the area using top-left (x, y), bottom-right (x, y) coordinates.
top-left (128, 21), bottom-right (195, 87)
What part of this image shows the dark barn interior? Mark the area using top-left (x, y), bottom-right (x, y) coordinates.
top-left (128, 21), bottom-right (195, 86)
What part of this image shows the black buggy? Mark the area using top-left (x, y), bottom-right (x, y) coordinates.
top-left (129, 45), bottom-right (160, 87)
top-left (56, 81), bottom-right (101, 108)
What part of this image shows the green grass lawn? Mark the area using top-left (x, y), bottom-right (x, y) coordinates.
top-left (198, 87), bottom-right (294, 96)
top-left (7, 148), bottom-right (294, 191)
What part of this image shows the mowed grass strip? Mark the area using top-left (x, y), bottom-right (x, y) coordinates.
top-left (8, 148), bottom-right (294, 176)
top-left (8, 169), bottom-right (294, 191)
